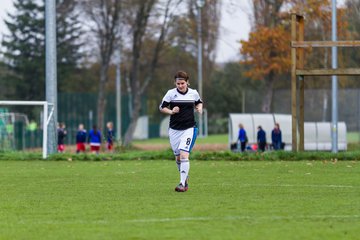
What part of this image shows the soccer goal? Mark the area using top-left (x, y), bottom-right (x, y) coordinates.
top-left (0, 101), bottom-right (55, 159)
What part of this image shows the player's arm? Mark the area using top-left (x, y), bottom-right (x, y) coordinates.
top-left (159, 97), bottom-right (179, 115)
top-left (194, 90), bottom-right (203, 114)
top-left (160, 104), bottom-right (179, 115)
top-left (195, 103), bottom-right (203, 114)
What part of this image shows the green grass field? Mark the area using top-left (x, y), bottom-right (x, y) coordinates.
top-left (1, 160), bottom-right (359, 239)
top-left (347, 132), bottom-right (360, 143)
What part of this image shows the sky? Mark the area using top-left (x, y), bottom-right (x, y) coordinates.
top-left (0, 0), bottom-right (345, 63)
top-left (217, 0), bottom-right (251, 62)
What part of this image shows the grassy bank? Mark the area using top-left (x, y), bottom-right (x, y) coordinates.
top-left (1, 133), bottom-right (360, 161)
top-left (1, 149), bottom-right (360, 161)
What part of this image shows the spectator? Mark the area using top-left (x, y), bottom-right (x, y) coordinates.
top-left (271, 123), bottom-right (282, 150)
top-left (106, 121), bottom-right (115, 152)
top-left (257, 125), bottom-right (266, 152)
top-left (237, 123), bottom-right (247, 152)
top-left (57, 122), bottom-right (67, 153)
top-left (6, 120), bottom-right (14, 138)
top-left (27, 120), bottom-right (38, 148)
top-left (27, 120), bottom-right (37, 132)
top-left (88, 125), bottom-right (101, 154)
top-left (76, 124), bottom-right (87, 153)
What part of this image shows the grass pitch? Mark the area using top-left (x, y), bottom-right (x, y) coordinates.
top-left (0, 160), bottom-right (359, 239)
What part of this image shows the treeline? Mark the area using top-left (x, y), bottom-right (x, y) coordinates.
top-left (1, 0), bottom-right (360, 139)
top-left (0, 0), bottom-right (221, 144)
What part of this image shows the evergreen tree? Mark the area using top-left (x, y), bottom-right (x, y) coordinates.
top-left (2, 0), bottom-right (45, 101)
top-left (56, 0), bottom-right (84, 92)
top-left (1, 0), bottom-right (83, 101)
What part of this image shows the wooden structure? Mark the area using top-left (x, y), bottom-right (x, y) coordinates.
top-left (291, 13), bottom-right (360, 151)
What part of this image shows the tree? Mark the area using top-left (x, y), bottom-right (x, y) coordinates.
top-left (134, 0), bottom-right (221, 138)
top-left (144, 45), bottom-right (197, 123)
top-left (240, 25), bottom-right (291, 113)
top-left (122, 0), bottom-right (181, 146)
top-left (1, 0), bottom-right (83, 100)
top-left (346, 0), bottom-right (360, 40)
top-left (56, 0), bottom-right (84, 92)
top-left (345, 0), bottom-right (360, 87)
top-left (206, 62), bottom-right (259, 117)
top-left (251, 0), bottom-right (284, 28)
top-left (187, 0), bottom-right (221, 97)
top-left (166, 0), bottom-right (220, 100)
top-left (81, 0), bottom-right (121, 131)
top-left (240, 0), bottom-right (350, 113)
top-left (240, 0), bottom-right (288, 113)
top-left (2, 0), bottom-right (45, 101)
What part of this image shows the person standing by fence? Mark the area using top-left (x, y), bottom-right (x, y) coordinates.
top-left (106, 121), bottom-right (115, 152)
top-left (237, 123), bottom-right (247, 152)
top-left (88, 125), bottom-right (101, 154)
top-left (271, 123), bottom-right (282, 150)
top-left (76, 124), bottom-right (87, 153)
top-left (57, 122), bottom-right (67, 153)
top-left (257, 125), bottom-right (266, 152)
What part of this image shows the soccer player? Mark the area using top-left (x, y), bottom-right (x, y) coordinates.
top-left (88, 125), bottom-right (102, 154)
top-left (106, 121), bottom-right (115, 152)
top-left (76, 124), bottom-right (87, 153)
top-left (159, 70), bottom-right (203, 192)
top-left (57, 122), bottom-right (67, 153)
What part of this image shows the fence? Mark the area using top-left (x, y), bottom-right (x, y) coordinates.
top-left (58, 93), bottom-right (148, 145)
top-left (2, 88), bottom-right (360, 150)
top-left (272, 89), bottom-right (360, 132)
top-left (235, 88), bottom-right (360, 132)
top-left (0, 93), bottom-right (148, 150)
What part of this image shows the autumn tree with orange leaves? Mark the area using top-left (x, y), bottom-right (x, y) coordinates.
top-left (240, 0), bottom-right (289, 113)
top-left (240, 0), bottom-right (349, 113)
top-left (241, 25), bottom-right (291, 113)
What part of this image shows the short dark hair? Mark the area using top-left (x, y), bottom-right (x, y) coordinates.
top-left (174, 70), bottom-right (189, 81)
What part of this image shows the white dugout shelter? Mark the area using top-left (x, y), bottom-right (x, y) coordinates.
top-left (229, 114), bottom-right (347, 151)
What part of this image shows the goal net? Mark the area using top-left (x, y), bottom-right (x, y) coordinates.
top-left (0, 101), bottom-right (56, 158)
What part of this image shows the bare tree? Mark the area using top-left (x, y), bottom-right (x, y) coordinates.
top-left (251, 0), bottom-right (284, 28)
top-left (193, 0), bottom-right (221, 99)
top-left (81, 0), bottom-right (121, 131)
top-left (122, 0), bottom-right (181, 146)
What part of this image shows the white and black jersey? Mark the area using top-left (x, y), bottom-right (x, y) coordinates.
top-left (160, 87), bottom-right (203, 130)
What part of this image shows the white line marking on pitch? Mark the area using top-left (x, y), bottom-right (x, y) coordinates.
top-left (127, 215), bottom-right (360, 223)
top-left (201, 183), bottom-right (358, 188)
top-left (239, 183), bottom-right (357, 188)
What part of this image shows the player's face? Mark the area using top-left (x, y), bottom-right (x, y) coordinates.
top-left (175, 79), bottom-right (188, 93)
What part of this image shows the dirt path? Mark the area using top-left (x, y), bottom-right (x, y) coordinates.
top-left (32, 143), bottom-right (229, 153)
top-left (133, 143), bottom-right (228, 151)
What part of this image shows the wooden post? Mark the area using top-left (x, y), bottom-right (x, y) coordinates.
top-left (298, 16), bottom-right (305, 151)
top-left (291, 13), bottom-right (360, 152)
top-left (291, 14), bottom-right (298, 151)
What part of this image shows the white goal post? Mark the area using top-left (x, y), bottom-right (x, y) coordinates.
top-left (0, 101), bottom-right (54, 159)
